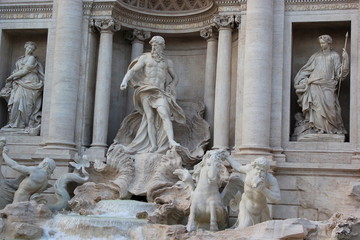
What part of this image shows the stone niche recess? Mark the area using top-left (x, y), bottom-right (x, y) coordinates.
top-left (0, 29), bottom-right (47, 130)
top-left (290, 21), bottom-right (351, 142)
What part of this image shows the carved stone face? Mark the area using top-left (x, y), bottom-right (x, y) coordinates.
top-left (151, 42), bottom-right (164, 54)
top-left (25, 45), bottom-right (35, 55)
top-left (319, 39), bottom-right (330, 51)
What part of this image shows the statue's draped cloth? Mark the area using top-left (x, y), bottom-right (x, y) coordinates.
top-left (5, 56), bottom-right (44, 128)
top-left (294, 50), bottom-right (347, 134)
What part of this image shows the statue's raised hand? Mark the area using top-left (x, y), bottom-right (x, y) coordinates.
top-left (120, 82), bottom-right (127, 90)
top-left (342, 48), bottom-right (348, 59)
top-left (2, 146), bottom-right (9, 154)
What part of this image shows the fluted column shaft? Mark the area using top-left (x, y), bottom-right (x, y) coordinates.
top-left (201, 27), bottom-right (218, 144)
top-left (240, 0), bottom-right (274, 155)
top-left (126, 29), bottom-right (151, 113)
top-left (213, 15), bottom-right (234, 149)
top-left (45, 0), bottom-right (83, 149)
top-left (91, 19), bottom-right (120, 149)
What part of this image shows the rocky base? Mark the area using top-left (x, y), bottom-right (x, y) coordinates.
top-left (132, 213), bottom-right (360, 240)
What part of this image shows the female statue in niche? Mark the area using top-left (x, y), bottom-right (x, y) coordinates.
top-left (293, 34), bottom-right (349, 141)
top-left (0, 41), bottom-right (44, 134)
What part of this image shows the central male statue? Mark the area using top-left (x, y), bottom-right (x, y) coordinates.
top-left (120, 36), bottom-right (186, 153)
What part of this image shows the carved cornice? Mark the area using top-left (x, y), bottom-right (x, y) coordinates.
top-left (0, 3), bottom-right (52, 20)
top-left (92, 18), bottom-right (121, 33)
top-left (285, 0), bottom-right (358, 11)
top-left (213, 14), bottom-right (235, 29)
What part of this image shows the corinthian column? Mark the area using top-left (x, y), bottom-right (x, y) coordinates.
top-left (125, 29), bottom-right (151, 114)
top-left (239, 0), bottom-right (274, 159)
top-left (213, 15), bottom-right (234, 149)
top-left (200, 26), bottom-right (218, 144)
top-left (90, 18), bottom-right (120, 155)
top-left (44, 0), bottom-right (83, 149)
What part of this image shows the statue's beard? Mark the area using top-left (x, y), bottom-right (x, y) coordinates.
top-left (151, 47), bottom-right (164, 62)
top-left (249, 171), bottom-right (265, 188)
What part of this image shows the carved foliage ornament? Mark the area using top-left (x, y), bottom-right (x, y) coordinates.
top-left (213, 15), bottom-right (235, 29)
top-left (126, 29), bottom-right (152, 42)
top-left (92, 18), bottom-right (121, 33)
top-left (200, 26), bottom-right (218, 40)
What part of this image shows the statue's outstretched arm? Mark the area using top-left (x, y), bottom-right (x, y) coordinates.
top-left (2, 148), bottom-right (30, 175)
top-left (227, 156), bottom-right (250, 174)
top-left (120, 55), bottom-right (146, 90)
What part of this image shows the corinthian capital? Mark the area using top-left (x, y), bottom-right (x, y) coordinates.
top-left (92, 18), bottom-right (121, 33)
top-left (125, 29), bottom-right (151, 42)
top-left (213, 15), bottom-right (235, 29)
top-left (200, 26), bottom-right (218, 40)
top-left (234, 15), bottom-right (241, 29)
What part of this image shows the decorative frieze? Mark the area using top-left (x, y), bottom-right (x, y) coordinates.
top-left (285, 0), bottom-right (358, 10)
top-left (0, 4), bottom-right (52, 20)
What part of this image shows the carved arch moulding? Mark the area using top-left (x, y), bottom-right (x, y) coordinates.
top-left (84, 0), bottom-right (219, 33)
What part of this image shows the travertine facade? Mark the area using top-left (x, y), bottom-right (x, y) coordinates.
top-left (0, 0), bottom-right (359, 227)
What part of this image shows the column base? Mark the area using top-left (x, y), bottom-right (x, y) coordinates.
top-left (43, 140), bottom-right (76, 150)
top-left (85, 146), bottom-right (108, 163)
top-left (35, 147), bottom-right (78, 163)
top-left (232, 145), bottom-right (273, 163)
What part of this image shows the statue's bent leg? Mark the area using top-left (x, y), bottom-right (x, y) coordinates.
top-left (186, 203), bottom-right (196, 232)
top-left (209, 200), bottom-right (219, 231)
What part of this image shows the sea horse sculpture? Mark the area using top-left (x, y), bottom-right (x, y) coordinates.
top-left (174, 150), bottom-right (241, 232)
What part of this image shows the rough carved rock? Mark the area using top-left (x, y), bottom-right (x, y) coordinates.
top-left (133, 213), bottom-right (360, 240)
top-left (148, 184), bottom-right (191, 225)
top-left (12, 222), bottom-right (43, 239)
top-left (93, 150), bottom-right (134, 199)
top-left (130, 224), bottom-right (187, 240)
top-left (0, 201), bottom-right (51, 239)
top-left (68, 182), bottom-right (120, 214)
top-left (0, 201), bottom-right (52, 223)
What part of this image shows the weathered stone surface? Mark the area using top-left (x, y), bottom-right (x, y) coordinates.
top-left (0, 201), bottom-right (52, 223)
top-left (133, 214), bottom-right (360, 240)
top-left (68, 182), bottom-right (120, 214)
top-left (12, 222), bottom-right (43, 239)
top-left (148, 184), bottom-right (191, 225)
top-left (130, 224), bottom-right (187, 240)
